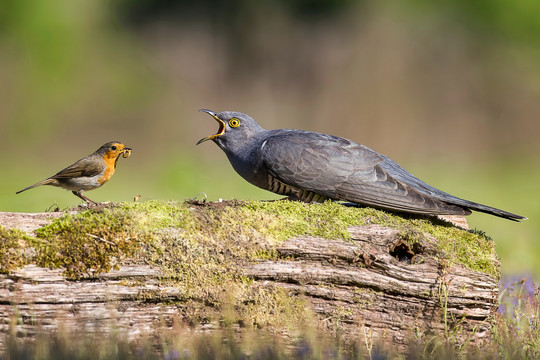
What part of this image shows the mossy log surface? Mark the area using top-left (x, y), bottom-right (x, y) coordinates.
top-left (0, 200), bottom-right (499, 352)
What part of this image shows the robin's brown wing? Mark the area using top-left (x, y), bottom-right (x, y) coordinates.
top-left (50, 156), bottom-right (106, 179)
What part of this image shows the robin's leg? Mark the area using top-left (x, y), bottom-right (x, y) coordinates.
top-left (72, 190), bottom-right (99, 205)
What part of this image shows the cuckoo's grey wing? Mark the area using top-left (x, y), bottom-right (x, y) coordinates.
top-left (260, 131), bottom-right (470, 215)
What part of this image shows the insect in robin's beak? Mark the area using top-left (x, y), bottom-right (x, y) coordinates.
top-left (122, 148), bottom-right (132, 158)
top-left (197, 109), bottom-right (226, 145)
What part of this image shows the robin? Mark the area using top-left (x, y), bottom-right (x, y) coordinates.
top-left (16, 141), bottom-right (132, 205)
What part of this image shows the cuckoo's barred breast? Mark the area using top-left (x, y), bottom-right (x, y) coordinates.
top-left (266, 174), bottom-right (328, 203)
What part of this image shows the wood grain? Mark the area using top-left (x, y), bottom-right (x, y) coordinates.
top-left (0, 211), bottom-right (497, 352)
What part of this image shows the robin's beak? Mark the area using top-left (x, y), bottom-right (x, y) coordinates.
top-left (197, 109), bottom-right (226, 145)
top-left (122, 147), bottom-right (133, 158)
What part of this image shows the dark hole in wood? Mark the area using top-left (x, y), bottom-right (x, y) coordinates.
top-left (390, 240), bottom-right (416, 264)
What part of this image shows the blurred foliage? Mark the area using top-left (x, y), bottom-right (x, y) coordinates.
top-left (111, 0), bottom-right (540, 52)
top-left (0, 0), bottom-right (156, 145)
top-left (407, 0), bottom-right (540, 48)
top-left (114, 0), bottom-right (356, 24)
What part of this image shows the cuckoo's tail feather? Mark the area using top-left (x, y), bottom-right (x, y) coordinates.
top-left (462, 201), bottom-right (527, 222)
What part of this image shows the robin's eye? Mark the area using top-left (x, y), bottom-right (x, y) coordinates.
top-left (111, 145), bottom-right (117, 151)
top-left (229, 118), bottom-right (240, 128)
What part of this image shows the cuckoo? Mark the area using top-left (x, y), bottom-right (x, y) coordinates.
top-left (197, 110), bottom-right (525, 221)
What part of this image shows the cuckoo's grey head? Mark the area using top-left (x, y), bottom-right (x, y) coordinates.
top-left (197, 110), bottom-right (265, 149)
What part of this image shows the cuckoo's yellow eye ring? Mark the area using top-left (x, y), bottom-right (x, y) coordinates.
top-left (229, 118), bottom-right (241, 128)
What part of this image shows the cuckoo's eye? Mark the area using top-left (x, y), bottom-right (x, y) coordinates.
top-left (229, 118), bottom-right (241, 128)
top-left (111, 145), bottom-right (117, 151)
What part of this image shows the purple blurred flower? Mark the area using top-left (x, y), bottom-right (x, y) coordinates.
top-left (499, 276), bottom-right (536, 316)
top-left (165, 349), bottom-right (180, 360)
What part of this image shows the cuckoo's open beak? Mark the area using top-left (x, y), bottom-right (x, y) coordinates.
top-left (197, 109), bottom-right (226, 145)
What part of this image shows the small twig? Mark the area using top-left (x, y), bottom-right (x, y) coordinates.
top-left (86, 233), bottom-right (115, 246)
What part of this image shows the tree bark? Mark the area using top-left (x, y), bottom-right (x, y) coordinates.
top-left (247, 226), bottom-right (496, 347)
top-left (0, 210), bottom-right (497, 353)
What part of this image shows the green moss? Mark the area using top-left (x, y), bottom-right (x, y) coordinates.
top-left (242, 200), bottom-right (365, 240)
top-left (29, 199), bottom-right (498, 280)
top-left (119, 201), bottom-right (187, 230)
top-left (35, 208), bottom-right (143, 278)
top-left (0, 226), bottom-right (34, 274)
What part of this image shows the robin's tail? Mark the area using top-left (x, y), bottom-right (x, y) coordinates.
top-left (16, 178), bottom-right (56, 194)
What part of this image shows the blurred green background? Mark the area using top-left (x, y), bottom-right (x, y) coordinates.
top-left (0, 0), bottom-right (538, 278)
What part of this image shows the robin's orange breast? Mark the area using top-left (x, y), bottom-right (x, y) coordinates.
top-left (97, 156), bottom-right (117, 185)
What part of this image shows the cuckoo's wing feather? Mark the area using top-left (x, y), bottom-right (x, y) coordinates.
top-left (260, 131), bottom-right (470, 215)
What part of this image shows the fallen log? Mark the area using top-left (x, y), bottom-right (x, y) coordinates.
top-left (0, 200), bottom-right (499, 353)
